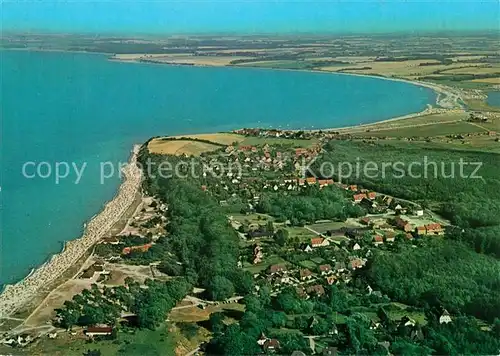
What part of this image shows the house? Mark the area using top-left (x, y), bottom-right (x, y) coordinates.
top-left (326, 275), bottom-right (337, 285)
top-left (303, 244), bottom-right (313, 252)
top-left (85, 326), bottom-right (113, 337)
top-left (425, 223), bottom-right (444, 235)
top-left (373, 234), bottom-right (384, 245)
top-left (269, 264), bottom-right (286, 274)
top-left (439, 310), bottom-right (452, 324)
top-left (81, 263), bottom-right (105, 279)
top-left (415, 209), bottom-right (424, 216)
top-left (368, 192), bottom-right (376, 200)
top-left (394, 217), bottom-right (413, 232)
top-left (299, 269), bottom-right (313, 280)
top-left (311, 237), bottom-right (330, 248)
top-left (349, 258), bottom-right (365, 269)
top-left (394, 204), bottom-right (407, 214)
top-left (102, 237), bottom-right (119, 245)
top-left (348, 185), bottom-right (358, 191)
top-left (384, 231), bottom-right (396, 243)
top-left (360, 217), bottom-right (371, 225)
top-left (319, 264), bottom-right (332, 275)
top-left (298, 178), bottom-right (306, 186)
top-left (306, 177), bottom-right (317, 185)
top-left (263, 339), bottom-right (280, 352)
top-left (122, 243), bottom-right (153, 255)
top-left (306, 284), bottom-right (325, 296)
top-left (353, 193), bottom-right (367, 203)
top-left (416, 226), bottom-right (427, 236)
top-left (353, 243), bottom-right (361, 251)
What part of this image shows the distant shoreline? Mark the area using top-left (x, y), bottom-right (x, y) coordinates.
top-left (0, 146), bottom-right (143, 317)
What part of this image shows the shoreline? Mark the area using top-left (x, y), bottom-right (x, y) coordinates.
top-left (106, 53), bottom-right (463, 112)
top-left (0, 145), bottom-right (143, 318)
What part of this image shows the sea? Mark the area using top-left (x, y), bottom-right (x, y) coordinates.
top-left (487, 91), bottom-right (500, 108)
top-left (0, 50), bottom-right (436, 286)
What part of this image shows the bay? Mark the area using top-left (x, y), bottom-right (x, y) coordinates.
top-left (0, 50), bottom-right (436, 285)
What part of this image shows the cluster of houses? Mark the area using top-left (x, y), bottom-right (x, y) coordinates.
top-left (259, 252), bottom-right (367, 295)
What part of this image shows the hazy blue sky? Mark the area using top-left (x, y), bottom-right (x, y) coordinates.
top-left (2, 0), bottom-right (499, 34)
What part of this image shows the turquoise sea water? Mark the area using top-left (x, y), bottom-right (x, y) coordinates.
top-left (0, 50), bottom-right (436, 286)
top-left (487, 91), bottom-right (500, 107)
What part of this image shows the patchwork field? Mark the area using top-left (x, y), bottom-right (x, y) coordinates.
top-left (319, 61), bottom-right (483, 79)
top-left (147, 138), bottom-right (222, 156)
top-left (177, 133), bottom-right (245, 145)
top-left (358, 121), bottom-right (487, 138)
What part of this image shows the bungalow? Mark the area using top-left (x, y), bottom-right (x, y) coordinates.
top-left (353, 193), bottom-right (367, 203)
top-left (368, 192), bottom-right (377, 200)
top-left (85, 326), bottom-right (113, 337)
top-left (299, 269), bottom-right (313, 281)
top-left (306, 284), bottom-right (325, 296)
top-left (319, 264), bottom-right (332, 275)
top-left (352, 243), bottom-right (361, 251)
top-left (348, 185), bottom-right (358, 191)
top-left (298, 178), bottom-right (306, 186)
top-left (415, 209), bottom-right (424, 217)
top-left (311, 237), bottom-right (330, 248)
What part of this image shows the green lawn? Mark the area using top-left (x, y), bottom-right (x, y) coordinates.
top-left (287, 226), bottom-right (316, 242)
top-left (358, 121), bottom-right (486, 138)
top-left (298, 260), bottom-right (318, 270)
top-left (306, 221), bottom-right (350, 233)
top-left (242, 255), bottom-right (287, 274)
top-left (28, 324), bottom-right (176, 356)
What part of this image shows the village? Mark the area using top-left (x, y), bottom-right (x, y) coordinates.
top-left (1, 131), bottom-right (455, 354)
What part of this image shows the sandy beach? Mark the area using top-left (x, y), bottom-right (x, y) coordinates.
top-left (0, 146), bottom-right (143, 318)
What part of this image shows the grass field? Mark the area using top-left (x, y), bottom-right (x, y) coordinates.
top-left (344, 111), bottom-right (468, 134)
top-left (147, 138), bottom-right (222, 156)
top-left (242, 255), bottom-right (287, 274)
top-left (306, 221), bottom-right (354, 233)
top-left (319, 61), bottom-right (483, 79)
top-left (177, 133), bottom-right (246, 145)
top-left (25, 324), bottom-right (176, 356)
top-left (357, 121), bottom-right (486, 138)
top-left (287, 226), bottom-right (316, 242)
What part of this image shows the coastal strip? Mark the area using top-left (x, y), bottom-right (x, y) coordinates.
top-left (0, 145), bottom-right (143, 318)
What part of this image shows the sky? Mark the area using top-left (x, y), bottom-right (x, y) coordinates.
top-left (1, 0), bottom-right (499, 35)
